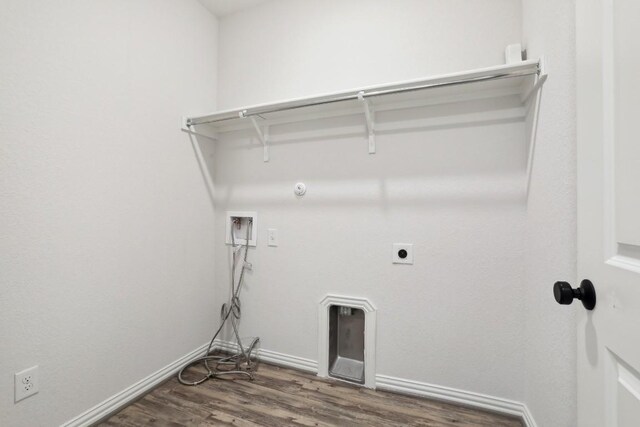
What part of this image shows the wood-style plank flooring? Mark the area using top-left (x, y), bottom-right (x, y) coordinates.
top-left (100, 361), bottom-right (523, 426)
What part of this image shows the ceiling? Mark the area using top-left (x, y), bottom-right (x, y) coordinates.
top-left (197, 0), bottom-right (268, 17)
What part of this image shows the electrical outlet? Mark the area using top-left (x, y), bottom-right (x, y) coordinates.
top-left (15, 366), bottom-right (38, 402)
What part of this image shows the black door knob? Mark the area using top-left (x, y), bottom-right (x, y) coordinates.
top-left (553, 279), bottom-right (596, 310)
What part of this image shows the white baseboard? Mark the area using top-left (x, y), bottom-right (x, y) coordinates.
top-left (63, 340), bottom-right (536, 427)
top-left (61, 342), bottom-right (209, 427)
top-left (521, 405), bottom-right (538, 427)
top-left (375, 374), bottom-right (536, 427)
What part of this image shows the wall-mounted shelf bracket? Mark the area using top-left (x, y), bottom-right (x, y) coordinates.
top-left (244, 112), bottom-right (269, 162)
top-left (358, 91), bottom-right (376, 154)
top-left (522, 56), bottom-right (548, 104)
top-left (524, 56), bottom-right (548, 197)
top-left (181, 117), bottom-right (217, 140)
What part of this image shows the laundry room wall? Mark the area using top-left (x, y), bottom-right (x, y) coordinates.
top-left (0, 1), bottom-right (218, 425)
top-left (211, 0), bottom-right (529, 404)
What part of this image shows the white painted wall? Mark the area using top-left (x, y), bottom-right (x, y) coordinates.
top-left (0, 1), bottom-right (578, 424)
top-left (218, 0), bottom-right (523, 109)
top-left (212, 0), bottom-right (529, 403)
top-left (0, 1), bottom-right (218, 426)
top-left (522, 1), bottom-right (577, 426)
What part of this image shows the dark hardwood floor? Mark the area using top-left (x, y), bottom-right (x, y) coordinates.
top-left (100, 361), bottom-right (523, 426)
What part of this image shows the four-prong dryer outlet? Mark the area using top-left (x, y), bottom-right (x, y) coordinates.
top-left (392, 244), bottom-right (413, 264)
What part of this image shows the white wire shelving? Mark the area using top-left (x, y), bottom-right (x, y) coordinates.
top-left (182, 48), bottom-right (547, 194)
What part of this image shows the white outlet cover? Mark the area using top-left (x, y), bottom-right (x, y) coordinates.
top-left (392, 243), bottom-right (413, 264)
top-left (225, 211), bottom-right (257, 246)
top-left (15, 365), bottom-right (38, 402)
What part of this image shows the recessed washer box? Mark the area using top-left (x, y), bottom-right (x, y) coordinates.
top-left (392, 243), bottom-right (413, 264)
top-left (329, 305), bottom-right (365, 384)
top-left (225, 211), bottom-right (257, 246)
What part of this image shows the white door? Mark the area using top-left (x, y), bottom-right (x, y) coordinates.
top-left (576, 0), bottom-right (640, 426)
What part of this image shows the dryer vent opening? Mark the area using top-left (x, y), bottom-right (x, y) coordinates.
top-left (328, 305), bottom-right (365, 384)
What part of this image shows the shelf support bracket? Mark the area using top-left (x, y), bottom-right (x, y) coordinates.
top-left (521, 56), bottom-right (548, 104)
top-left (249, 115), bottom-right (269, 162)
top-left (525, 57), bottom-right (548, 197)
top-left (358, 91), bottom-right (376, 154)
top-left (181, 117), bottom-right (217, 140)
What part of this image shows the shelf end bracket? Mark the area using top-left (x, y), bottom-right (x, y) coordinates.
top-left (525, 57), bottom-right (547, 198)
top-left (248, 115), bottom-right (269, 162)
top-left (358, 91), bottom-right (376, 154)
top-left (181, 117), bottom-right (218, 140)
top-left (521, 56), bottom-right (548, 104)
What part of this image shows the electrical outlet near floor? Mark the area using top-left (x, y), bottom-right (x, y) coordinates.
top-left (15, 365), bottom-right (38, 402)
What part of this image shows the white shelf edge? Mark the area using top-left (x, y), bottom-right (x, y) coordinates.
top-left (182, 54), bottom-right (547, 188)
top-left (186, 58), bottom-right (541, 126)
top-left (212, 84), bottom-right (525, 134)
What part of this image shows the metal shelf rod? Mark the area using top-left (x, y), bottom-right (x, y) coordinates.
top-left (186, 60), bottom-right (541, 127)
